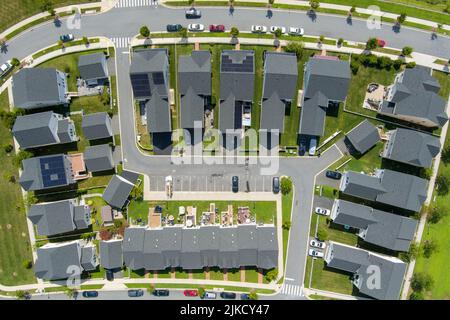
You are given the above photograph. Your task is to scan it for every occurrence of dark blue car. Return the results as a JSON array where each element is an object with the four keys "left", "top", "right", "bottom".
[
  {"left": 167, "top": 24, "right": 182, "bottom": 32},
  {"left": 82, "top": 291, "right": 98, "bottom": 298}
]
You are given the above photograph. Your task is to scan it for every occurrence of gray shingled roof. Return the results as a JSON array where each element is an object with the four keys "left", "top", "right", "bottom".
[
  {"left": 219, "top": 92, "right": 239, "bottom": 131},
  {"left": 102, "top": 175, "right": 135, "bottom": 209},
  {"left": 83, "top": 144, "right": 114, "bottom": 172},
  {"left": 237, "top": 224, "right": 258, "bottom": 266},
  {"left": 100, "top": 240, "right": 123, "bottom": 270},
  {"left": 260, "top": 92, "right": 285, "bottom": 132},
  {"left": 299, "top": 91, "right": 329, "bottom": 136},
  {"left": 12, "top": 68, "right": 64, "bottom": 109},
  {"left": 218, "top": 227, "right": 239, "bottom": 269},
  {"left": 263, "top": 52, "right": 298, "bottom": 100},
  {"left": 341, "top": 170, "right": 428, "bottom": 212},
  {"left": 325, "top": 241, "right": 406, "bottom": 300},
  {"left": 383, "top": 128, "right": 441, "bottom": 168},
  {"left": 74, "top": 205, "right": 91, "bottom": 230},
  {"left": 198, "top": 226, "right": 220, "bottom": 267},
  {"left": 257, "top": 226, "right": 278, "bottom": 270},
  {"left": 332, "top": 199, "right": 378, "bottom": 229},
  {"left": 146, "top": 92, "right": 172, "bottom": 133},
  {"left": 123, "top": 227, "right": 145, "bottom": 270},
  {"left": 181, "top": 228, "right": 202, "bottom": 270},
  {"left": 12, "top": 111, "right": 59, "bottom": 149},
  {"left": 143, "top": 228, "right": 166, "bottom": 270},
  {"left": 34, "top": 242, "right": 82, "bottom": 280},
  {"left": 57, "top": 119, "right": 73, "bottom": 144},
  {"left": 81, "top": 246, "right": 98, "bottom": 271},
  {"left": 130, "top": 48, "right": 168, "bottom": 74},
  {"left": 381, "top": 66, "right": 448, "bottom": 127},
  {"left": 82, "top": 112, "right": 113, "bottom": 140},
  {"left": 180, "top": 86, "right": 205, "bottom": 129},
  {"left": 346, "top": 120, "right": 381, "bottom": 154},
  {"left": 78, "top": 53, "right": 108, "bottom": 80},
  {"left": 179, "top": 51, "right": 211, "bottom": 96},
  {"left": 220, "top": 50, "right": 255, "bottom": 101},
  {"left": 161, "top": 227, "right": 182, "bottom": 267},
  {"left": 28, "top": 200, "right": 77, "bottom": 236}
]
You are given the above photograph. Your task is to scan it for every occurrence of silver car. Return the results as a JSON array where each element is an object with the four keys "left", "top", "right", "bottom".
[
  {"left": 315, "top": 207, "right": 330, "bottom": 216},
  {"left": 309, "top": 249, "right": 324, "bottom": 258},
  {"left": 251, "top": 25, "right": 267, "bottom": 33},
  {"left": 288, "top": 27, "right": 304, "bottom": 36},
  {"left": 310, "top": 239, "right": 326, "bottom": 249}
]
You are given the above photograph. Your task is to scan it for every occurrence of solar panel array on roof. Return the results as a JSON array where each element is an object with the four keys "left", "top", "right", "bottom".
[
  {"left": 40, "top": 156, "right": 68, "bottom": 188},
  {"left": 130, "top": 74, "right": 151, "bottom": 97},
  {"left": 221, "top": 54, "right": 254, "bottom": 73}
]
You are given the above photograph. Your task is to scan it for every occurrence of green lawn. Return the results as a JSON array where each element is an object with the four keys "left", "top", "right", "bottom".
[
  {"left": 282, "top": 189, "right": 293, "bottom": 269},
  {"left": 0, "top": 89, "right": 35, "bottom": 286},
  {"left": 339, "top": 141, "right": 384, "bottom": 174},
  {"left": 310, "top": 258, "right": 354, "bottom": 295},
  {"left": 316, "top": 215, "right": 359, "bottom": 246}
]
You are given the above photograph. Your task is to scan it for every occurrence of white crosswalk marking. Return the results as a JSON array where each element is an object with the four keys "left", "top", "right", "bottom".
[
  {"left": 111, "top": 37, "right": 131, "bottom": 48},
  {"left": 280, "top": 284, "right": 303, "bottom": 297},
  {"left": 115, "top": 0, "right": 158, "bottom": 8}
]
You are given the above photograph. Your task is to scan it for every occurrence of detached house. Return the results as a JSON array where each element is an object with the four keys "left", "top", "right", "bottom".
[
  {"left": 219, "top": 50, "right": 255, "bottom": 150},
  {"left": 330, "top": 199, "right": 418, "bottom": 251},
  {"left": 179, "top": 51, "right": 211, "bottom": 146},
  {"left": 82, "top": 112, "right": 113, "bottom": 141},
  {"left": 12, "top": 68, "right": 69, "bottom": 110},
  {"left": 260, "top": 52, "right": 298, "bottom": 150},
  {"left": 345, "top": 120, "right": 381, "bottom": 155},
  {"left": 382, "top": 127, "right": 441, "bottom": 168},
  {"left": 78, "top": 52, "right": 109, "bottom": 86},
  {"left": 12, "top": 111, "right": 77, "bottom": 149},
  {"left": 380, "top": 66, "right": 448, "bottom": 128},
  {"left": 340, "top": 169, "right": 428, "bottom": 212},
  {"left": 100, "top": 239, "right": 123, "bottom": 270},
  {"left": 28, "top": 199, "right": 91, "bottom": 237},
  {"left": 102, "top": 174, "right": 136, "bottom": 209}
]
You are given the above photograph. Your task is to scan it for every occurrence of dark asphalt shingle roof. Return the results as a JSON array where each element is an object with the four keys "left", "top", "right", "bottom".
[
  {"left": 100, "top": 240, "right": 123, "bottom": 270},
  {"left": 146, "top": 92, "right": 172, "bottom": 133},
  {"left": 123, "top": 227, "right": 145, "bottom": 270},
  {"left": 260, "top": 92, "right": 285, "bottom": 132},
  {"left": 28, "top": 200, "right": 77, "bottom": 236},
  {"left": 82, "top": 112, "right": 113, "bottom": 140},
  {"left": 346, "top": 120, "right": 381, "bottom": 154},
  {"left": 263, "top": 52, "right": 298, "bottom": 100},
  {"left": 220, "top": 50, "right": 255, "bottom": 101},
  {"left": 83, "top": 144, "right": 114, "bottom": 172},
  {"left": 102, "top": 175, "right": 135, "bottom": 209},
  {"left": 12, "top": 111, "right": 59, "bottom": 148},
  {"left": 332, "top": 199, "right": 378, "bottom": 229},
  {"left": 179, "top": 50, "right": 211, "bottom": 96},
  {"left": 180, "top": 86, "right": 205, "bottom": 129},
  {"left": 298, "top": 91, "right": 328, "bottom": 136},
  {"left": 78, "top": 53, "right": 108, "bottom": 80}
]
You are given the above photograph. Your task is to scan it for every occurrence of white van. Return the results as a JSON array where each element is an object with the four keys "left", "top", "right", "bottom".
[
  {"left": 204, "top": 292, "right": 217, "bottom": 299},
  {"left": 309, "top": 138, "right": 317, "bottom": 156}
]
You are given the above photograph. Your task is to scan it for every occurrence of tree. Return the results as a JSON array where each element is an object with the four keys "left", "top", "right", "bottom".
[
  {"left": 188, "top": 0, "right": 195, "bottom": 7},
  {"left": 140, "top": 26, "right": 150, "bottom": 38},
  {"left": 282, "top": 220, "right": 291, "bottom": 231},
  {"left": 40, "top": 0, "right": 54, "bottom": 12},
  {"left": 309, "top": 0, "right": 320, "bottom": 12},
  {"left": 397, "top": 13, "right": 407, "bottom": 24},
  {"left": 274, "top": 28, "right": 282, "bottom": 39},
  {"left": 179, "top": 27, "right": 188, "bottom": 39},
  {"left": 441, "top": 145, "right": 450, "bottom": 163},
  {"left": 11, "top": 57, "right": 20, "bottom": 67},
  {"left": 248, "top": 291, "right": 258, "bottom": 300},
  {"left": 411, "top": 272, "right": 433, "bottom": 292},
  {"left": 280, "top": 177, "right": 292, "bottom": 195},
  {"left": 435, "top": 174, "right": 449, "bottom": 196},
  {"left": 230, "top": 26, "right": 239, "bottom": 38},
  {"left": 318, "top": 35, "right": 325, "bottom": 43},
  {"left": 3, "top": 144, "right": 13, "bottom": 153},
  {"left": 316, "top": 227, "right": 328, "bottom": 241},
  {"left": 198, "top": 287, "right": 205, "bottom": 298},
  {"left": 15, "top": 290, "right": 29, "bottom": 300},
  {"left": 405, "top": 61, "right": 416, "bottom": 68},
  {"left": 401, "top": 46, "right": 413, "bottom": 56},
  {"left": 284, "top": 41, "right": 304, "bottom": 58},
  {"left": 82, "top": 36, "right": 89, "bottom": 46},
  {"left": 422, "top": 239, "right": 438, "bottom": 258},
  {"left": 22, "top": 260, "right": 32, "bottom": 269},
  {"left": 337, "top": 38, "right": 344, "bottom": 46},
  {"left": 65, "top": 287, "right": 78, "bottom": 299},
  {"left": 264, "top": 268, "right": 278, "bottom": 282},
  {"left": 350, "top": 60, "right": 359, "bottom": 75},
  {"left": 13, "top": 150, "right": 33, "bottom": 168},
  {"left": 48, "top": 8, "right": 56, "bottom": 16},
  {"left": 393, "top": 59, "right": 403, "bottom": 70},
  {"left": 399, "top": 243, "right": 419, "bottom": 263},
  {"left": 427, "top": 205, "right": 448, "bottom": 224},
  {"left": 350, "top": 5, "right": 356, "bottom": 13},
  {"left": 409, "top": 291, "right": 424, "bottom": 300},
  {"left": 365, "top": 37, "right": 378, "bottom": 50}
]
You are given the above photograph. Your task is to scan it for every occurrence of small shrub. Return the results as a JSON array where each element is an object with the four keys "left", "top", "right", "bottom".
[
  {"left": 316, "top": 227, "right": 328, "bottom": 242},
  {"left": 405, "top": 61, "right": 416, "bottom": 68},
  {"left": 411, "top": 272, "right": 433, "bottom": 292},
  {"left": 280, "top": 177, "right": 293, "bottom": 195},
  {"left": 3, "top": 144, "right": 13, "bottom": 153},
  {"left": 402, "top": 46, "right": 413, "bottom": 56},
  {"left": 393, "top": 59, "right": 403, "bottom": 70},
  {"left": 422, "top": 239, "right": 438, "bottom": 258},
  {"left": 350, "top": 61, "right": 359, "bottom": 75}
]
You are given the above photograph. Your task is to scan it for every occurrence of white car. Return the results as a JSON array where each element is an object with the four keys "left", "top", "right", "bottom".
[
  {"left": 0, "top": 60, "right": 13, "bottom": 78},
  {"left": 270, "top": 26, "right": 286, "bottom": 34},
  {"left": 310, "top": 239, "right": 326, "bottom": 249},
  {"left": 188, "top": 23, "right": 205, "bottom": 32},
  {"left": 309, "top": 138, "right": 317, "bottom": 156},
  {"left": 289, "top": 27, "right": 304, "bottom": 36},
  {"left": 309, "top": 249, "right": 324, "bottom": 258},
  {"left": 315, "top": 207, "right": 331, "bottom": 216},
  {"left": 251, "top": 25, "right": 267, "bottom": 33}
]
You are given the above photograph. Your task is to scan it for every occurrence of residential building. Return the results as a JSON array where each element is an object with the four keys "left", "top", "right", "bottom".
[
  {"left": 324, "top": 241, "right": 407, "bottom": 300},
  {"left": 145, "top": 91, "right": 172, "bottom": 154},
  {"left": 345, "top": 119, "right": 381, "bottom": 154},
  {"left": 382, "top": 127, "right": 441, "bottom": 168},
  {"left": 179, "top": 51, "right": 211, "bottom": 145},
  {"left": 28, "top": 199, "right": 91, "bottom": 237},
  {"left": 100, "top": 239, "right": 123, "bottom": 270},
  {"left": 34, "top": 241, "right": 98, "bottom": 280},
  {"left": 330, "top": 199, "right": 418, "bottom": 251},
  {"left": 78, "top": 52, "right": 109, "bottom": 86},
  {"left": 11, "top": 68, "right": 69, "bottom": 110},
  {"left": 82, "top": 112, "right": 113, "bottom": 141},
  {"left": 12, "top": 111, "right": 77, "bottom": 149},
  {"left": 339, "top": 169, "right": 428, "bottom": 212},
  {"left": 19, "top": 154, "right": 75, "bottom": 191},
  {"left": 83, "top": 144, "right": 115, "bottom": 173},
  {"left": 260, "top": 52, "right": 298, "bottom": 149},
  {"left": 219, "top": 50, "right": 255, "bottom": 150},
  {"left": 299, "top": 56, "right": 351, "bottom": 138},
  {"left": 380, "top": 66, "right": 448, "bottom": 128},
  {"left": 102, "top": 174, "right": 136, "bottom": 209}
]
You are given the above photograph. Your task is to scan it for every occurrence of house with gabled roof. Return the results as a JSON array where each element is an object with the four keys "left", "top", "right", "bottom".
[
  {"left": 12, "top": 111, "right": 77, "bottom": 149},
  {"left": 382, "top": 128, "right": 441, "bottom": 168},
  {"left": 345, "top": 119, "right": 381, "bottom": 154},
  {"left": 28, "top": 199, "right": 91, "bottom": 237},
  {"left": 100, "top": 239, "right": 123, "bottom": 270},
  {"left": 102, "top": 174, "right": 136, "bottom": 209},
  {"left": 82, "top": 112, "right": 113, "bottom": 141},
  {"left": 78, "top": 52, "right": 109, "bottom": 86},
  {"left": 11, "top": 68, "right": 69, "bottom": 110},
  {"left": 83, "top": 144, "right": 115, "bottom": 173},
  {"left": 331, "top": 199, "right": 418, "bottom": 251},
  {"left": 380, "top": 66, "right": 448, "bottom": 128},
  {"left": 339, "top": 169, "right": 428, "bottom": 212},
  {"left": 324, "top": 241, "right": 407, "bottom": 300}
]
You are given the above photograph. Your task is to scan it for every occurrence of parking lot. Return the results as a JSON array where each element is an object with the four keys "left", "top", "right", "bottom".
[{"left": 148, "top": 174, "right": 277, "bottom": 192}]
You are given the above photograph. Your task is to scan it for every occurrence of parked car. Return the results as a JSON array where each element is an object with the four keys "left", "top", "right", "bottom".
[
  {"left": 299, "top": 136, "right": 307, "bottom": 155},
  {"left": 0, "top": 60, "right": 13, "bottom": 78},
  {"left": 184, "top": 290, "right": 198, "bottom": 297},
  {"left": 185, "top": 8, "right": 201, "bottom": 18},
  {"left": 251, "top": 25, "right": 267, "bottom": 33},
  {"left": 167, "top": 24, "right": 182, "bottom": 32},
  {"left": 152, "top": 289, "right": 170, "bottom": 297},
  {"left": 82, "top": 291, "right": 98, "bottom": 298},
  {"left": 310, "top": 239, "right": 326, "bottom": 249},
  {"left": 325, "top": 170, "right": 342, "bottom": 180},
  {"left": 127, "top": 289, "right": 144, "bottom": 297},
  {"left": 377, "top": 39, "right": 386, "bottom": 47},
  {"left": 60, "top": 34, "right": 74, "bottom": 42},
  {"left": 105, "top": 269, "right": 114, "bottom": 281},
  {"left": 315, "top": 207, "right": 331, "bottom": 216},
  {"left": 232, "top": 176, "right": 239, "bottom": 193},
  {"left": 209, "top": 24, "right": 225, "bottom": 32},
  {"left": 188, "top": 23, "right": 205, "bottom": 32},
  {"left": 272, "top": 176, "right": 280, "bottom": 194},
  {"left": 309, "top": 249, "right": 324, "bottom": 258},
  {"left": 309, "top": 138, "right": 317, "bottom": 156},
  {"left": 203, "top": 291, "right": 217, "bottom": 299},
  {"left": 288, "top": 27, "right": 304, "bottom": 36},
  {"left": 270, "top": 26, "right": 286, "bottom": 34},
  {"left": 220, "top": 292, "right": 236, "bottom": 299}
]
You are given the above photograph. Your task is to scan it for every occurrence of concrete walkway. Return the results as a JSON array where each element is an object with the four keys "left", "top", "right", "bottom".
[{"left": 303, "top": 288, "right": 372, "bottom": 300}]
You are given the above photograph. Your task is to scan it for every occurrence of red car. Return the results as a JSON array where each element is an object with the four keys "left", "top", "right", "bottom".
[
  {"left": 377, "top": 39, "right": 386, "bottom": 47},
  {"left": 184, "top": 290, "right": 198, "bottom": 297},
  {"left": 209, "top": 24, "right": 225, "bottom": 32}
]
